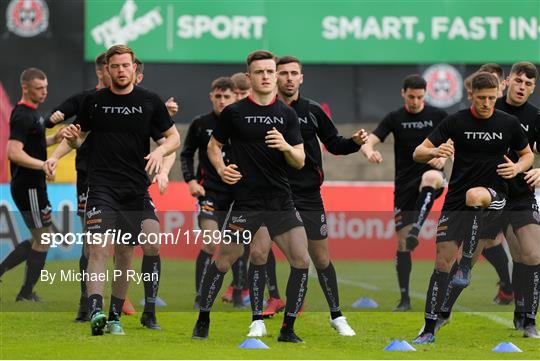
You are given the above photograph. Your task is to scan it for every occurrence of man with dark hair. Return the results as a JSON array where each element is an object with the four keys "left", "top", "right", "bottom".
[
  {"left": 244, "top": 55, "right": 367, "bottom": 337},
  {"left": 361, "top": 74, "right": 448, "bottom": 312},
  {"left": 192, "top": 50, "right": 310, "bottom": 343},
  {"left": 439, "top": 62, "right": 540, "bottom": 338},
  {"left": 412, "top": 71, "right": 533, "bottom": 344},
  {"left": 180, "top": 77, "right": 238, "bottom": 308},
  {"left": 61, "top": 44, "right": 180, "bottom": 336},
  {"left": 2, "top": 67, "right": 64, "bottom": 300}
]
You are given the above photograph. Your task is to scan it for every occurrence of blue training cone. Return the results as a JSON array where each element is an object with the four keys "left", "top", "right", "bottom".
[
  {"left": 139, "top": 296, "right": 167, "bottom": 307},
  {"left": 492, "top": 342, "right": 522, "bottom": 352},
  {"left": 352, "top": 297, "right": 378, "bottom": 308},
  {"left": 238, "top": 338, "right": 270, "bottom": 349},
  {"left": 384, "top": 339, "right": 416, "bottom": 351}
]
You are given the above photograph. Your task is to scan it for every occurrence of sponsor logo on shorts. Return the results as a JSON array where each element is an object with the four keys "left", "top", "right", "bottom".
[
  {"left": 320, "top": 224, "right": 328, "bottom": 237},
  {"left": 438, "top": 214, "right": 449, "bottom": 226},
  {"left": 321, "top": 214, "right": 325, "bottom": 223},
  {"left": 231, "top": 215, "right": 246, "bottom": 224},
  {"left": 7, "top": 0, "right": 49, "bottom": 38},
  {"left": 87, "top": 207, "right": 102, "bottom": 219},
  {"left": 229, "top": 224, "right": 244, "bottom": 232},
  {"left": 295, "top": 210, "right": 303, "bottom": 223},
  {"left": 423, "top": 64, "right": 463, "bottom": 108},
  {"left": 87, "top": 218, "right": 103, "bottom": 225}
]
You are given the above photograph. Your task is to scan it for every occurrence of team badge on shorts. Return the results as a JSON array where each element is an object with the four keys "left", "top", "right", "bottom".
[
  {"left": 533, "top": 211, "right": 540, "bottom": 223},
  {"left": 320, "top": 224, "right": 328, "bottom": 237},
  {"left": 6, "top": 0, "right": 49, "bottom": 37},
  {"left": 295, "top": 210, "right": 303, "bottom": 223}
]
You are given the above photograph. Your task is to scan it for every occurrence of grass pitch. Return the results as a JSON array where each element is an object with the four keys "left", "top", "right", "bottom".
[{"left": 1, "top": 258, "right": 538, "bottom": 359}]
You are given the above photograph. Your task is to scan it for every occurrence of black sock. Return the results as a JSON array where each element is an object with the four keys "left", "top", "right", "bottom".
[
  {"left": 88, "top": 294, "right": 103, "bottom": 316},
  {"left": 142, "top": 255, "right": 161, "bottom": 314},
  {"left": 231, "top": 259, "right": 241, "bottom": 289},
  {"left": 79, "top": 251, "right": 88, "bottom": 298},
  {"left": 441, "top": 282, "right": 465, "bottom": 316},
  {"left": 409, "top": 186, "right": 436, "bottom": 238},
  {"left": 0, "top": 240, "right": 31, "bottom": 277},
  {"left": 423, "top": 270, "right": 450, "bottom": 334},
  {"left": 513, "top": 262, "right": 525, "bottom": 315},
  {"left": 282, "top": 267, "right": 308, "bottom": 331},
  {"left": 460, "top": 207, "right": 484, "bottom": 268},
  {"left": 19, "top": 249, "right": 47, "bottom": 296},
  {"left": 523, "top": 263, "right": 540, "bottom": 327},
  {"left": 108, "top": 295, "right": 124, "bottom": 321},
  {"left": 482, "top": 244, "right": 511, "bottom": 292},
  {"left": 316, "top": 262, "right": 342, "bottom": 319},
  {"left": 266, "top": 249, "right": 280, "bottom": 299},
  {"left": 249, "top": 263, "right": 266, "bottom": 321},
  {"left": 195, "top": 250, "right": 212, "bottom": 296},
  {"left": 199, "top": 262, "right": 226, "bottom": 312},
  {"left": 241, "top": 246, "right": 249, "bottom": 290},
  {"left": 396, "top": 251, "right": 412, "bottom": 300}
]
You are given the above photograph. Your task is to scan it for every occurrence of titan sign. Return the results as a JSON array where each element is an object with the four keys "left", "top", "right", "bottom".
[{"left": 85, "top": 0, "right": 540, "bottom": 63}]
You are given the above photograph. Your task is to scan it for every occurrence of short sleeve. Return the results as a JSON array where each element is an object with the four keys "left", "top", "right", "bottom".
[
  {"left": 428, "top": 116, "right": 452, "bottom": 147},
  {"left": 372, "top": 113, "right": 394, "bottom": 142},
  {"left": 284, "top": 107, "right": 303, "bottom": 146},
  {"left": 150, "top": 93, "right": 174, "bottom": 133},
  {"left": 9, "top": 111, "right": 32, "bottom": 143},
  {"left": 213, "top": 105, "right": 233, "bottom": 144},
  {"left": 510, "top": 116, "right": 529, "bottom": 151}
]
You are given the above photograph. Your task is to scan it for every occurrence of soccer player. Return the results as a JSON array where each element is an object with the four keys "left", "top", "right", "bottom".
[
  {"left": 44, "top": 52, "right": 110, "bottom": 321},
  {"left": 245, "top": 55, "right": 367, "bottom": 337},
  {"left": 361, "top": 75, "right": 448, "bottom": 311},
  {"left": 192, "top": 50, "right": 310, "bottom": 343},
  {"left": 438, "top": 62, "right": 540, "bottom": 338},
  {"left": 180, "top": 77, "right": 237, "bottom": 308},
  {"left": 231, "top": 72, "right": 251, "bottom": 100},
  {"left": 2, "top": 68, "right": 63, "bottom": 300},
  {"left": 61, "top": 45, "right": 180, "bottom": 336},
  {"left": 412, "top": 72, "right": 533, "bottom": 344}
]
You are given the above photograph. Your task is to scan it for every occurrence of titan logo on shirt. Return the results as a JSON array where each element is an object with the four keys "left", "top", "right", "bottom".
[
  {"left": 521, "top": 124, "right": 529, "bottom": 132},
  {"left": 464, "top": 131, "right": 503, "bottom": 141},
  {"left": 401, "top": 120, "right": 433, "bottom": 129},
  {"left": 244, "top": 116, "right": 284, "bottom": 124},
  {"left": 101, "top": 106, "right": 143, "bottom": 115}
]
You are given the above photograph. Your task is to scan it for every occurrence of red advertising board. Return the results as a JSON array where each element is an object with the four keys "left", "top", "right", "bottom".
[{"left": 143, "top": 182, "right": 446, "bottom": 261}]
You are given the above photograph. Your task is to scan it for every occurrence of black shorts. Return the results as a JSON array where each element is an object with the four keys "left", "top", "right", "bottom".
[
  {"left": 85, "top": 186, "right": 143, "bottom": 245},
  {"left": 76, "top": 171, "right": 88, "bottom": 218},
  {"left": 197, "top": 189, "right": 234, "bottom": 229},
  {"left": 10, "top": 184, "right": 52, "bottom": 229},
  {"left": 142, "top": 192, "right": 159, "bottom": 222},
  {"left": 436, "top": 187, "right": 505, "bottom": 244},
  {"left": 394, "top": 176, "right": 445, "bottom": 231},
  {"left": 501, "top": 192, "right": 540, "bottom": 232},
  {"left": 226, "top": 193, "right": 304, "bottom": 240},
  {"left": 293, "top": 191, "right": 327, "bottom": 241}
]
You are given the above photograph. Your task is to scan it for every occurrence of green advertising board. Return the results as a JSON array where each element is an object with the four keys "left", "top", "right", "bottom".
[{"left": 85, "top": 0, "right": 540, "bottom": 64}]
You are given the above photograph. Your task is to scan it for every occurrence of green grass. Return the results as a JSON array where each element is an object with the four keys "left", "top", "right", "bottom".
[{"left": 1, "top": 259, "right": 538, "bottom": 359}]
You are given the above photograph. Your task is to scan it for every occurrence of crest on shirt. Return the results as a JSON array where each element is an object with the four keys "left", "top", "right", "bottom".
[
  {"left": 6, "top": 0, "right": 49, "bottom": 38},
  {"left": 423, "top": 64, "right": 463, "bottom": 108}
]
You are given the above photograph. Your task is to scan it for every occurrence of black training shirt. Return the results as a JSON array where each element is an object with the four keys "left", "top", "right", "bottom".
[
  {"left": 75, "top": 86, "right": 174, "bottom": 195},
  {"left": 428, "top": 108, "right": 528, "bottom": 209},
  {"left": 212, "top": 96, "right": 303, "bottom": 200},
  {"left": 495, "top": 98, "right": 540, "bottom": 197},
  {"left": 9, "top": 102, "right": 47, "bottom": 188},
  {"left": 180, "top": 111, "right": 231, "bottom": 194},
  {"left": 288, "top": 97, "right": 360, "bottom": 193},
  {"left": 373, "top": 105, "right": 447, "bottom": 186}
]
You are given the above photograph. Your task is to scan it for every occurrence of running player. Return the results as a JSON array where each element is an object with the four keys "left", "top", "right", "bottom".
[
  {"left": 192, "top": 50, "right": 310, "bottom": 343},
  {"left": 412, "top": 72, "right": 533, "bottom": 344},
  {"left": 180, "top": 77, "right": 237, "bottom": 308},
  {"left": 61, "top": 45, "right": 180, "bottom": 336},
  {"left": 437, "top": 62, "right": 540, "bottom": 338},
  {"left": 2, "top": 68, "right": 63, "bottom": 300},
  {"left": 245, "top": 55, "right": 367, "bottom": 337},
  {"left": 361, "top": 75, "right": 448, "bottom": 311}
]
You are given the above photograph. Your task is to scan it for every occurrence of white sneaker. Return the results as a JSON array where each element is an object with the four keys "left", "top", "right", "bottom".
[
  {"left": 247, "top": 320, "right": 267, "bottom": 337},
  {"left": 330, "top": 316, "right": 356, "bottom": 336}
]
